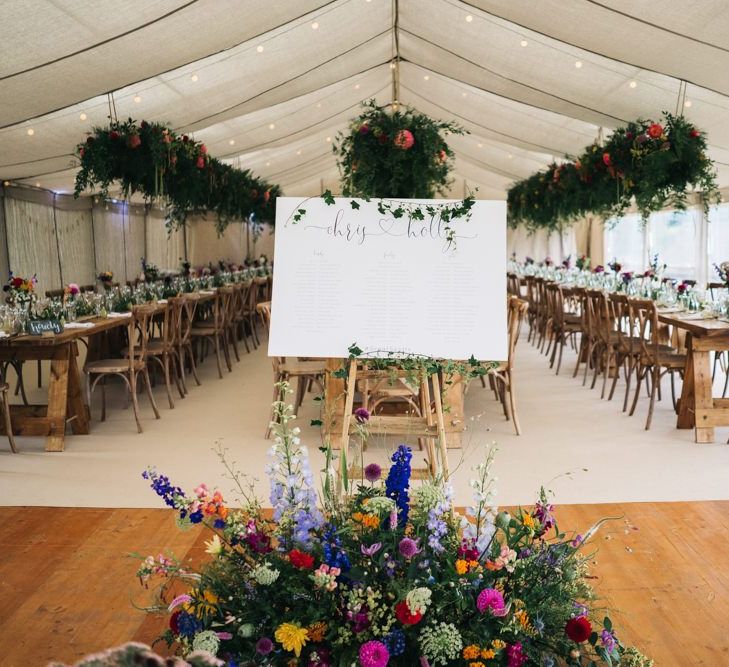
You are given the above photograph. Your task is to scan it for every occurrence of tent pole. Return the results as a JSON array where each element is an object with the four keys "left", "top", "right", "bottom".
[{"left": 391, "top": 0, "right": 400, "bottom": 105}]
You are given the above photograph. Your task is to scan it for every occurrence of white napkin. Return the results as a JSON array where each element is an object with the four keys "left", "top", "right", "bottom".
[
  {"left": 198, "top": 290, "right": 215, "bottom": 295},
  {"left": 158, "top": 299, "right": 168, "bottom": 304},
  {"left": 108, "top": 311, "right": 132, "bottom": 318},
  {"left": 0, "top": 331, "right": 9, "bottom": 338},
  {"left": 64, "top": 321, "right": 95, "bottom": 329}
]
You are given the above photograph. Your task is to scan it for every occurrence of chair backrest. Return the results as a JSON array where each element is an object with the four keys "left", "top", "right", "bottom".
[
  {"left": 216, "top": 286, "right": 236, "bottom": 328},
  {"left": 130, "top": 304, "right": 158, "bottom": 368},
  {"left": 585, "top": 289, "right": 611, "bottom": 344},
  {"left": 608, "top": 292, "right": 632, "bottom": 353},
  {"left": 507, "top": 273, "right": 521, "bottom": 297},
  {"left": 169, "top": 295, "right": 197, "bottom": 346},
  {"left": 506, "top": 296, "right": 528, "bottom": 368},
  {"left": 236, "top": 280, "right": 253, "bottom": 319},
  {"left": 627, "top": 298, "right": 659, "bottom": 362},
  {"left": 544, "top": 283, "right": 564, "bottom": 329}
]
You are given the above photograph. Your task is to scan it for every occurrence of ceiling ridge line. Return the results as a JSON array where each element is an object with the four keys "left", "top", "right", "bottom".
[
  {"left": 454, "top": 0, "right": 729, "bottom": 99},
  {"left": 213, "top": 83, "right": 390, "bottom": 158},
  {"left": 399, "top": 84, "right": 568, "bottom": 155},
  {"left": 0, "top": 0, "right": 341, "bottom": 130},
  {"left": 0, "top": 0, "right": 200, "bottom": 81},
  {"left": 177, "top": 29, "right": 392, "bottom": 131},
  {"left": 399, "top": 27, "right": 625, "bottom": 124}
]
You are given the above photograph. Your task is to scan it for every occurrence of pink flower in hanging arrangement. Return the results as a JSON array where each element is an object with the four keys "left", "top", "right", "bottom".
[
  {"left": 438, "top": 149, "right": 447, "bottom": 162},
  {"left": 263, "top": 190, "right": 271, "bottom": 202},
  {"left": 647, "top": 123, "right": 664, "bottom": 139},
  {"left": 109, "top": 130, "right": 120, "bottom": 140},
  {"left": 78, "top": 147, "right": 85, "bottom": 158},
  {"left": 127, "top": 133, "right": 141, "bottom": 149},
  {"left": 690, "top": 128, "right": 700, "bottom": 138},
  {"left": 359, "top": 124, "right": 370, "bottom": 135},
  {"left": 199, "top": 144, "right": 208, "bottom": 155},
  {"left": 602, "top": 152, "right": 611, "bottom": 167},
  {"left": 196, "top": 155, "right": 205, "bottom": 169},
  {"left": 394, "top": 129, "right": 415, "bottom": 150}
]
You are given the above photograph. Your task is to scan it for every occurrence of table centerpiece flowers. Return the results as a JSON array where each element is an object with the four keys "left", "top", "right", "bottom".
[
  {"left": 3, "top": 272, "right": 37, "bottom": 309},
  {"left": 137, "top": 384, "right": 651, "bottom": 667}
]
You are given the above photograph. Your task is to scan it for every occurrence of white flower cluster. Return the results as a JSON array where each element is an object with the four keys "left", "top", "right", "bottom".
[
  {"left": 191, "top": 630, "right": 220, "bottom": 654},
  {"left": 418, "top": 622, "right": 463, "bottom": 665},
  {"left": 365, "top": 495, "right": 396, "bottom": 515},
  {"left": 462, "top": 444, "right": 498, "bottom": 554},
  {"left": 406, "top": 586, "right": 432, "bottom": 615},
  {"left": 252, "top": 562, "right": 280, "bottom": 586}
]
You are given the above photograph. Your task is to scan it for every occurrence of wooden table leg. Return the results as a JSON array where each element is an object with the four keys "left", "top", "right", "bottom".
[
  {"left": 66, "top": 342, "right": 90, "bottom": 436},
  {"left": 442, "top": 373, "right": 464, "bottom": 449},
  {"left": 45, "top": 344, "right": 71, "bottom": 452},
  {"left": 324, "top": 357, "right": 345, "bottom": 450},
  {"left": 676, "top": 336, "right": 695, "bottom": 430},
  {"left": 692, "top": 348, "right": 715, "bottom": 444}
]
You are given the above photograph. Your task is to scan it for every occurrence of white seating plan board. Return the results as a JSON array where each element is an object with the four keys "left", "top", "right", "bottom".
[{"left": 269, "top": 197, "right": 507, "bottom": 361}]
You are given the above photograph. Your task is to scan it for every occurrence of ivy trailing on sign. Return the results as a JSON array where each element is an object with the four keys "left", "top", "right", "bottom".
[
  {"left": 507, "top": 112, "right": 720, "bottom": 231},
  {"left": 74, "top": 118, "right": 281, "bottom": 233}
]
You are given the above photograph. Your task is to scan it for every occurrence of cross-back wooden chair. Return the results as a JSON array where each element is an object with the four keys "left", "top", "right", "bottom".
[
  {"left": 84, "top": 304, "right": 161, "bottom": 433},
  {"left": 507, "top": 273, "right": 521, "bottom": 297},
  {"left": 191, "top": 287, "right": 235, "bottom": 379},
  {"left": 257, "top": 303, "right": 326, "bottom": 438},
  {"left": 544, "top": 284, "right": 581, "bottom": 375},
  {"left": 627, "top": 298, "right": 686, "bottom": 430},
  {"left": 484, "top": 296, "right": 528, "bottom": 435},
  {"left": 169, "top": 295, "right": 201, "bottom": 393}
]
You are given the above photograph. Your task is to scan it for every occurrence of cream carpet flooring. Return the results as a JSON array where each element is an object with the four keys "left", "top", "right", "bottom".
[{"left": 1, "top": 335, "right": 728, "bottom": 508}]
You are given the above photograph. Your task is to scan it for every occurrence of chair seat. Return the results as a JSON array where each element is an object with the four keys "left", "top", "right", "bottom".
[
  {"left": 122, "top": 340, "right": 172, "bottom": 356},
  {"left": 191, "top": 324, "right": 221, "bottom": 336},
  {"left": 85, "top": 358, "right": 145, "bottom": 373},
  {"left": 279, "top": 359, "right": 327, "bottom": 376},
  {"left": 656, "top": 352, "right": 687, "bottom": 368}
]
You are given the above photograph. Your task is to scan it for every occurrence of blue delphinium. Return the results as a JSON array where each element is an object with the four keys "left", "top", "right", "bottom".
[
  {"left": 385, "top": 445, "right": 412, "bottom": 526},
  {"left": 176, "top": 610, "right": 202, "bottom": 638},
  {"left": 322, "top": 523, "right": 351, "bottom": 572},
  {"left": 383, "top": 629, "right": 406, "bottom": 656},
  {"left": 142, "top": 468, "right": 188, "bottom": 516}
]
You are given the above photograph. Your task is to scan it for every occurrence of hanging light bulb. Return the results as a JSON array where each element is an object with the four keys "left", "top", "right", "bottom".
[
  {"left": 629, "top": 80, "right": 637, "bottom": 88},
  {"left": 79, "top": 112, "right": 87, "bottom": 121},
  {"left": 575, "top": 60, "right": 583, "bottom": 68},
  {"left": 268, "top": 123, "right": 275, "bottom": 130},
  {"left": 465, "top": 14, "right": 473, "bottom": 22},
  {"left": 520, "top": 39, "right": 528, "bottom": 47},
  {"left": 26, "top": 128, "right": 34, "bottom": 136},
  {"left": 423, "top": 74, "right": 430, "bottom": 81},
  {"left": 256, "top": 45, "right": 264, "bottom": 53},
  {"left": 229, "top": 139, "right": 235, "bottom": 145},
  {"left": 684, "top": 99, "right": 693, "bottom": 108},
  {"left": 133, "top": 94, "right": 142, "bottom": 103},
  {"left": 191, "top": 73, "right": 199, "bottom": 82},
  {"left": 311, "top": 21, "right": 319, "bottom": 29}
]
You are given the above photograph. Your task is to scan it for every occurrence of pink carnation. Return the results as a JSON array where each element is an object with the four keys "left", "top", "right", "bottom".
[
  {"left": 359, "top": 640, "right": 389, "bottom": 667},
  {"left": 476, "top": 587, "right": 507, "bottom": 616},
  {"left": 393, "top": 129, "right": 415, "bottom": 150}
]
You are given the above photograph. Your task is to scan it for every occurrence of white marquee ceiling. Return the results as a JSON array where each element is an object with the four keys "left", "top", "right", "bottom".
[{"left": 2, "top": 0, "right": 729, "bottom": 198}]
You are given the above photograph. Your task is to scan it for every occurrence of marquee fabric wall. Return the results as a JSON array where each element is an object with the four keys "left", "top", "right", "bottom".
[{"left": 0, "top": 186, "right": 274, "bottom": 297}]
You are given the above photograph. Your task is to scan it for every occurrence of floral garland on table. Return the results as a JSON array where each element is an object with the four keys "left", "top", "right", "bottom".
[
  {"left": 74, "top": 118, "right": 281, "bottom": 232},
  {"left": 508, "top": 112, "right": 720, "bottom": 231},
  {"left": 334, "top": 100, "right": 465, "bottom": 199},
  {"left": 134, "top": 383, "right": 651, "bottom": 667}
]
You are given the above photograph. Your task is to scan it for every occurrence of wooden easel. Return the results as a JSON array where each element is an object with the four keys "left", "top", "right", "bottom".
[{"left": 337, "top": 360, "right": 451, "bottom": 496}]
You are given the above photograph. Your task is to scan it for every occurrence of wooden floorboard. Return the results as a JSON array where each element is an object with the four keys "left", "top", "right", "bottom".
[{"left": 0, "top": 502, "right": 728, "bottom": 666}]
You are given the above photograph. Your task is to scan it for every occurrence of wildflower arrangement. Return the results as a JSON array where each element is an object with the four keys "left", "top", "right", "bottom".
[
  {"left": 141, "top": 257, "right": 161, "bottom": 283},
  {"left": 508, "top": 112, "right": 719, "bottom": 231},
  {"left": 334, "top": 100, "right": 465, "bottom": 199},
  {"left": 138, "top": 384, "right": 650, "bottom": 666},
  {"left": 3, "top": 272, "right": 37, "bottom": 306},
  {"left": 714, "top": 261, "right": 729, "bottom": 287}
]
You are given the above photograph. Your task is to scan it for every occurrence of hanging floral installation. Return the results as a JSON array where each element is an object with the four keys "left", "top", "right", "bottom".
[
  {"left": 74, "top": 118, "right": 281, "bottom": 232},
  {"left": 507, "top": 112, "right": 719, "bottom": 231},
  {"left": 334, "top": 100, "right": 465, "bottom": 199}
]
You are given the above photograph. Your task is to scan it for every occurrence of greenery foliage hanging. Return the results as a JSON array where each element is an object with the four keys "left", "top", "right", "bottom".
[
  {"left": 74, "top": 118, "right": 281, "bottom": 232},
  {"left": 334, "top": 100, "right": 465, "bottom": 198},
  {"left": 507, "top": 112, "right": 719, "bottom": 231}
]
